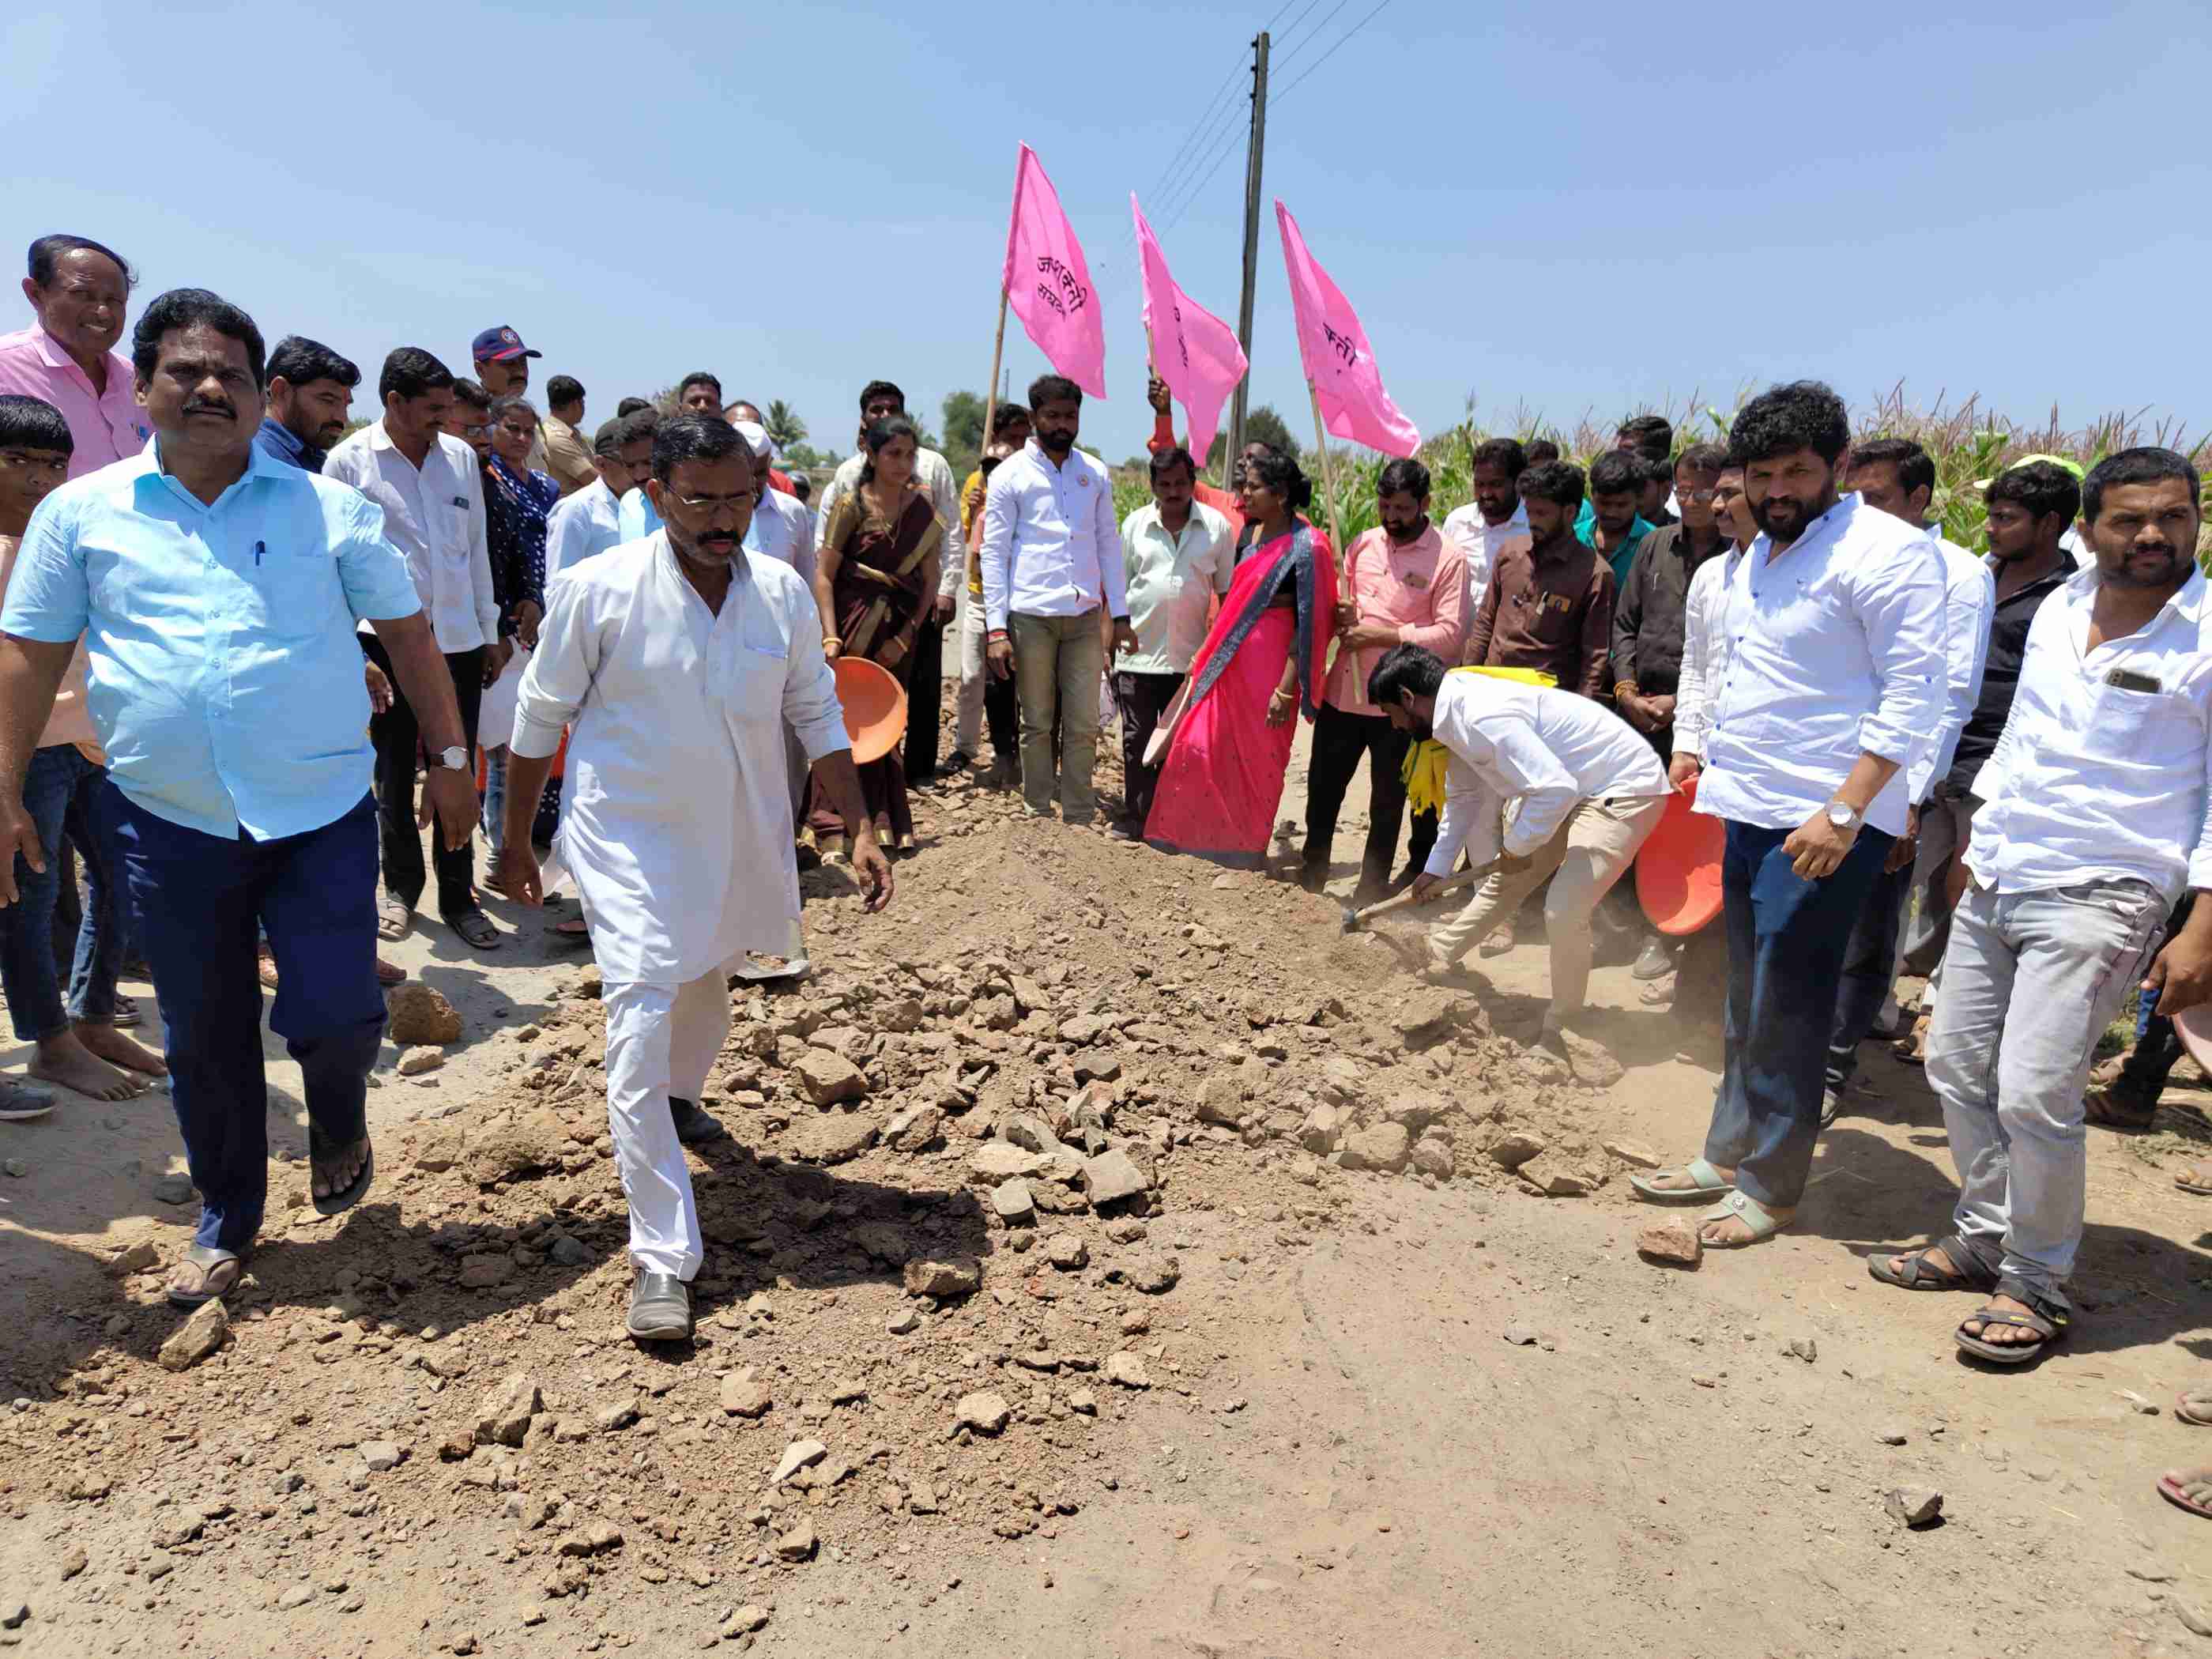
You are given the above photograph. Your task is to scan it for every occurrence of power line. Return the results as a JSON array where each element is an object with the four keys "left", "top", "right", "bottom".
[
  {"left": 1143, "top": 2, "right": 1300, "bottom": 210},
  {"left": 1269, "top": 0, "right": 1397, "bottom": 108},
  {"left": 1262, "top": 0, "right": 1334, "bottom": 66},
  {"left": 1154, "top": 111, "right": 1252, "bottom": 235}
]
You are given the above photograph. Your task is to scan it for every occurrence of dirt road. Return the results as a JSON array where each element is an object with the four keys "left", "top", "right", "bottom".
[{"left": 4, "top": 716, "right": 2211, "bottom": 1659}]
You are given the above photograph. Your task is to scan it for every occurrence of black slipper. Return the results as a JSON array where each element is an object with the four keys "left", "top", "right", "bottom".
[{"left": 311, "top": 1141, "right": 375, "bottom": 1216}]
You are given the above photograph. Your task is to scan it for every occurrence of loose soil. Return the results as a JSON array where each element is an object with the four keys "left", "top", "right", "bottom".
[{"left": 4, "top": 717, "right": 2212, "bottom": 1659}]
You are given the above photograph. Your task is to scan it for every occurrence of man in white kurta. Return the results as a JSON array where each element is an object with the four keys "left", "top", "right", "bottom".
[
  {"left": 496, "top": 417, "right": 891, "bottom": 1341},
  {"left": 733, "top": 420, "right": 820, "bottom": 828}
]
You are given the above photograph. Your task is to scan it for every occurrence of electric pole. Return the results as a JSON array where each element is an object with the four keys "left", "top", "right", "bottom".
[{"left": 1227, "top": 30, "right": 1268, "bottom": 470}]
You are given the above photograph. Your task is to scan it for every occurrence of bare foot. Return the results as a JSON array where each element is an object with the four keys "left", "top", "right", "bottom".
[
  {"left": 2177, "top": 1388, "right": 2212, "bottom": 1427},
  {"left": 75, "top": 1021, "right": 167, "bottom": 1078},
  {"left": 2161, "top": 1465, "right": 2212, "bottom": 1519},
  {"left": 1700, "top": 1204, "right": 1796, "bottom": 1246},
  {"left": 313, "top": 1136, "right": 371, "bottom": 1202},
  {"left": 1881, "top": 1241, "right": 1974, "bottom": 1286},
  {"left": 30, "top": 1031, "right": 150, "bottom": 1101},
  {"left": 1959, "top": 1293, "right": 2048, "bottom": 1352}
]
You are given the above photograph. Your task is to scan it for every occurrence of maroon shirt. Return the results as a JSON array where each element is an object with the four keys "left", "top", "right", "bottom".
[{"left": 1464, "top": 534, "right": 1616, "bottom": 699}]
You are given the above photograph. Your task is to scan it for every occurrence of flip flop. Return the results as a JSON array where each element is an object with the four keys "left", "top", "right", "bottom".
[
  {"left": 377, "top": 892, "right": 414, "bottom": 942},
  {"left": 1630, "top": 1157, "right": 1734, "bottom": 1205},
  {"left": 311, "top": 1140, "right": 375, "bottom": 1217},
  {"left": 2176, "top": 1393, "right": 2212, "bottom": 1427},
  {"left": 112, "top": 994, "right": 141, "bottom": 1029},
  {"left": 2159, "top": 1470, "right": 2212, "bottom": 1519},
  {"left": 2176, "top": 1165, "right": 2212, "bottom": 1196},
  {"left": 166, "top": 1244, "right": 244, "bottom": 1309},
  {"left": 1697, "top": 1190, "right": 1792, "bottom": 1249},
  {"left": 1867, "top": 1234, "right": 1999, "bottom": 1293},
  {"left": 446, "top": 908, "right": 503, "bottom": 950}
]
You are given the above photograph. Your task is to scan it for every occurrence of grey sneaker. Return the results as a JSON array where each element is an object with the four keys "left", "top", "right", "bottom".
[
  {"left": 0, "top": 1076, "right": 58, "bottom": 1122},
  {"left": 627, "top": 1270, "right": 692, "bottom": 1341}
]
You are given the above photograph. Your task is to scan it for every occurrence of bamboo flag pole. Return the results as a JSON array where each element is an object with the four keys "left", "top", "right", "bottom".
[
  {"left": 1306, "top": 379, "right": 1347, "bottom": 573},
  {"left": 979, "top": 285, "right": 1009, "bottom": 485}
]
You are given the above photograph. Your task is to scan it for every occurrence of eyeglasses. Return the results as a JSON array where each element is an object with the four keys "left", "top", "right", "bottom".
[
  {"left": 454, "top": 421, "right": 489, "bottom": 438},
  {"left": 1679, "top": 488, "right": 1720, "bottom": 503},
  {"left": 665, "top": 492, "right": 750, "bottom": 520}
]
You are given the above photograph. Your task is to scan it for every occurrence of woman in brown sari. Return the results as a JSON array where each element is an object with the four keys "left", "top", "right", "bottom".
[{"left": 810, "top": 416, "right": 942, "bottom": 854}]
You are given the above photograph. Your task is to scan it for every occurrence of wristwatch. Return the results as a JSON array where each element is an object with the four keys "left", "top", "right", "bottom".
[
  {"left": 1824, "top": 800, "right": 1863, "bottom": 832},
  {"left": 428, "top": 745, "right": 470, "bottom": 771}
]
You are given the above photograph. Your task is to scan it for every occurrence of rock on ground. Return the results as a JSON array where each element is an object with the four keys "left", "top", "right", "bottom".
[
  {"left": 903, "top": 1257, "right": 981, "bottom": 1299},
  {"left": 157, "top": 1299, "right": 228, "bottom": 1371},
  {"left": 386, "top": 982, "right": 463, "bottom": 1046},
  {"left": 1885, "top": 1487, "right": 1943, "bottom": 1529},
  {"left": 955, "top": 1392, "right": 1012, "bottom": 1433},
  {"left": 1340, "top": 1122, "right": 1411, "bottom": 1174},
  {"left": 792, "top": 1048, "right": 867, "bottom": 1105},
  {"left": 1636, "top": 1224, "right": 1702, "bottom": 1268}
]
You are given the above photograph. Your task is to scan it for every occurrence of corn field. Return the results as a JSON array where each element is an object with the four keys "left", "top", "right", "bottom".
[{"left": 1112, "top": 386, "right": 2212, "bottom": 556}]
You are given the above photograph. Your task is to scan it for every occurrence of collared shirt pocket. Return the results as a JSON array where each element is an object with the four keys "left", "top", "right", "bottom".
[
  {"left": 2089, "top": 674, "right": 2188, "bottom": 753},
  {"left": 720, "top": 633, "right": 791, "bottom": 732},
  {"left": 242, "top": 541, "right": 341, "bottom": 641}
]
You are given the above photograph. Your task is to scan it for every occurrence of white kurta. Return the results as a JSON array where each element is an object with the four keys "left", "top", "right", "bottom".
[
  {"left": 745, "top": 486, "right": 818, "bottom": 591},
  {"left": 512, "top": 533, "right": 849, "bottom": 986}
]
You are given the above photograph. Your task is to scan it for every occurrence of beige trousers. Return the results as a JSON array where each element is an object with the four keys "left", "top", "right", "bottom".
[{"left": 1428, "top": 795, "right": 1667, "bottom": 1013}]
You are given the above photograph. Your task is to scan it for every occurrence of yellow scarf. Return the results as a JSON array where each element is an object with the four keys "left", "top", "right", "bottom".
[{"left": 1400, "top": 665, "right": 1558, "bottom": 815}]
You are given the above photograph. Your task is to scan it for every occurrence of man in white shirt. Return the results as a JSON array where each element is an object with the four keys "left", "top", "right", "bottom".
[
  {"left": 324, "top": 349, "right": 505, "bottom": 949},
  {"left": 1868, "top": 448, "right": 2212, "bottom": 1365},
  {"left": 1637, "top": 382, "right": 1946, "bottom": 1248},
  {"left": 1110, "top": 445, "right": 1233, "bottom": 839},
  {"left": 1374, "top": 646, "right": 1668, "bottom": 1036},
  {"left": 980, "top": 375, "right": 1136, "bottom": 824},
  {"left": 735, "top": 418, "right": 820, "bottom": 831},
  {"left": 1439, "top": 436, "right": 1531, "bottom": 630},
  {"left": 545, "top": 414, "right": 651, "bottom": 583},
  {"left": 1822, "top": 439, "right": 1993, "bottom": 1118},
  {"left": 494, "top": 417, "right": 891, "bottom": 1343},
  {"left": 815, "top": 381, "right": 963, "bottom": 782}
]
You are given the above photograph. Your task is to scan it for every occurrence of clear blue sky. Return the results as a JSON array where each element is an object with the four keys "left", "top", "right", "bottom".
[{"left": 6, "top": 1, "right": 2207, "bottom": 462}]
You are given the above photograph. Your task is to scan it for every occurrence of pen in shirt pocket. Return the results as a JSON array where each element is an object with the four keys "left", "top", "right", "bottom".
[{"left": 253, "top": 540, "right": 266, "bottom": 567}]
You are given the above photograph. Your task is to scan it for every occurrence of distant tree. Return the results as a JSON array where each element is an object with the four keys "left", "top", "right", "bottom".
[
  {"left": 940, "top": 390, "right": 985, "bottom": 478},
  {"left": 1204, "top": 404, "right": 1299, "bottom": 473},
  {"left": 764, "top": 399, "right": 807, "bottom": 451},
  {"left": 781, "top": 442, "right": 827, "bottom": 471}
]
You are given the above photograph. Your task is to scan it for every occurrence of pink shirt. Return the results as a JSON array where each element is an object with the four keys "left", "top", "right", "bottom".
[
  {"left": 1325, "top": 523, "right": 1468, "bottom": 716},
  {"left": 0, "top": 324, "right": 149, "bottom": 479},
  {"left": 0, "top": 533, "right": 96, "bottom": 751}
]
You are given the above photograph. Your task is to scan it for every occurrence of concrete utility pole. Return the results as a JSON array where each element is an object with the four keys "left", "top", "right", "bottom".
[{"left": 1227, "top": 30, "right": 1269, "bottom": 470}]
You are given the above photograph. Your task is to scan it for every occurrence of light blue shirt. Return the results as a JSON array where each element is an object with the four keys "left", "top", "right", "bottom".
[
  {"left": 617, "top": 485, "right": 662, "bottom": 541},
  {"left": 4, "top": 440, "right": 424, "bottom": 840}
]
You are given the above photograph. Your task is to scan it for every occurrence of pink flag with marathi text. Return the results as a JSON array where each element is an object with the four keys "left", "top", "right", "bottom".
[
  {"left": 1132, "top": 194, "right": 1246, "bottom": 472},
  {"left": 1275, "top": 201, "right": 1421, "bottom": 458},
  {"left": 1001, "top": 145, "right": 1106, "bottom": 398}
]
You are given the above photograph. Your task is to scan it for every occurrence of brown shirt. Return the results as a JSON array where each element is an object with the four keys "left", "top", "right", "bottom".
[{"left": 1464, "top": 534, "right": 1616, "bottom": 699}]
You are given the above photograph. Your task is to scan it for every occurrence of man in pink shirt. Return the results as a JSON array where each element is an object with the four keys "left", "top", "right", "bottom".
[
  {"left": 0, "top": 237, "right": 149, "bottom": 479},
  {"left": 1300, "top": 458, "right": 1468, "bottom": 905}
]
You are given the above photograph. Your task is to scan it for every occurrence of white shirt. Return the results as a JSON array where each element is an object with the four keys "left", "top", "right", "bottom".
[
  {"left": 1966, "top": 563, "right": 2212, "bottom": 903},
  {"left": 545, "top": 477, "right": 624, "bottom": 582},
  {"left": 816, "top": 447, "right": 961, "bottom": 600},
  {"left": 1912, "top": 533, "right": 1996, "bottom": 798},
  {"left": 1117, "top": 500, "right": 1234, "bottom": 675},
  {"left": 514, "top": 534, "right": 848, "bottom": 986},
  {"left": 1671, "top": 543, "right": 1747, "bottom": 760},
  {"left": 744, "top": 484, "right": 817, "bottom": 592},
  {"left": 1694, "top": 494, "right": 1947, "bottom": 838},
  {"left": 1440, "top": 500, "right": 1530, "bottom": 622},
  {"left": 979, "top": 439, "right": 1127, "bottom": 632},
  {"left": 324, "top": 420, "right": 498, "bottom": 651},
  {"left": 1426, "top": 672, "right": 1671, "bottom": 878}
]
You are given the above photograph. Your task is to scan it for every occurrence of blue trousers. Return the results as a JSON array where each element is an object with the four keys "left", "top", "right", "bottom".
[
  {"left": 107, "top": 786, "right": 386, "bottom": 1254},
  {"left": 1825, "top": 858, "right": 1914, "bottom": 1092},
  {"left": 0, "top": 745, "right": 126, "bottom": 1041},
  {"left": 1705, "top": 818, "right": 1894, "bottom": 1209}
]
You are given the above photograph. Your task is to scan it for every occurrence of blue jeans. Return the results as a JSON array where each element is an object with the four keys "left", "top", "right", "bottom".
[
  {"left": 1825, "top": 858, "right": 1913, "bottom": 1092},
  {"left": 107, "top": 786, "right": 386, "bottom": 1254},
  {"left": 482, "top": 747, "right": 507, "bottom": 858},
  {"left": 1705, "top": 818, "right": 1894, "bottom": 1209},
  {"left": 0, "top": 745, "right": 126, "bottom": 1042}
]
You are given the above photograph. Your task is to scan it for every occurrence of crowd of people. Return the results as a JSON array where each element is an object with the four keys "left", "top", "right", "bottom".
[{"left": 3, "top": 232, "right": 2212, "bottom": 1521}]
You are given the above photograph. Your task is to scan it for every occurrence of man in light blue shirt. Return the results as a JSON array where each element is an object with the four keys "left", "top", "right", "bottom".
[{"left": 0, "top": 288, "right": 475, "bottom": 1310}]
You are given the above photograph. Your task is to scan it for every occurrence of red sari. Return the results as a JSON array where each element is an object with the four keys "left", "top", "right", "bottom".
[{"left": 1144, "top": 525, "right": 1336, "bottom": 869}]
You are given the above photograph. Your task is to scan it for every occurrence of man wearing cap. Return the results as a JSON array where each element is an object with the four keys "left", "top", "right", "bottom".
[
  {"left": 472, "top": 326, "right": 548, "bottom": 473},
  {"left": 723, "top": 400, "right": 798, "bottom": 496},
  {"left": 492, "top": 415, "right": 891, "bottom": 1342}
]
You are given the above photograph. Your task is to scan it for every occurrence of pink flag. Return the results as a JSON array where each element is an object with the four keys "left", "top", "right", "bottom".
[
  {"left": 1132, "top": 194, "right": 1246, "bottom": 472},
  {"left": 1275, "top": 201, "right": 1421, "bottom": 459},
  {"left": 1001, "top": 145, "right": 1106, "bottom": 399}
]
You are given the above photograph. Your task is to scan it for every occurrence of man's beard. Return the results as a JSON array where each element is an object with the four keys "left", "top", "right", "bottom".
[
  {"left": 1385, "top": 517, "right": 1426, "bottom": 545},
  {"left": 1039, "top": 429, "right": 1075, "bottom": 456},
  {"left": 2107, "top": 544, "right": 2188, "bottom": 589},
  {"left": 1753, "top": 496, "right": 1811, "bottom": 539}
]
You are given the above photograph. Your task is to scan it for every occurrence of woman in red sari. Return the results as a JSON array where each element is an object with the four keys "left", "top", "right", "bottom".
[
  {"left": 810, "top": 417, "right": 943, "bottom": 854},
  {"left": 1145, "top": 450, "right": 1336, "bottom": 869}
]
